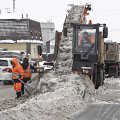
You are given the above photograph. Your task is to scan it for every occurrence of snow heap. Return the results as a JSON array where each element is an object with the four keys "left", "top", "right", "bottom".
[{"left": 0, "top": 5, "right": 96, "bottom": 120}]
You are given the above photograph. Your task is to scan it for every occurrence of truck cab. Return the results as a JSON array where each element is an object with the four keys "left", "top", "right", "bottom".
[{"left": 104, "top": 42, "right": 120, "bottom": 77}]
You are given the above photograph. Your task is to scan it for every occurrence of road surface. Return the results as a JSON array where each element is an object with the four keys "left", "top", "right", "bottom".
[
  {"left": 72, "top": 103, "right": 120, "bottom": 120},
  {"left": 72, "top": 77, "right": 120, "bottom": 120},
  {"left": 0, "top": 73, "right": 38, "bottom": 111}
]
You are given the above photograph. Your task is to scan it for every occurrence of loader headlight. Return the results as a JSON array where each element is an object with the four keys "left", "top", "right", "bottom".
[
  {"left": 83, "top": 69, "right": 89, "bottom": 74},
  {"left": 81, "top": 67, "right": 92, "bottom": 74}
]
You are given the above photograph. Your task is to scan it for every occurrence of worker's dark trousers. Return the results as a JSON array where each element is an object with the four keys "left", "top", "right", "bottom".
[
  {"left": 21, "top": 83, "right": 24, "bottom": 95},
  {"left": 21, "top": 79, "right": 29, "bottom": 95},
  {"left": 16, "top": 91, "right": 21, "bottom": 98}
]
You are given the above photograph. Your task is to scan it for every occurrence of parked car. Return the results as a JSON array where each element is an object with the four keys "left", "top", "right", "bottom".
[
  {"left": 0, "top": 58, "right": 13, "bottom": 84},
  {"left": 0, "top": 58, "right": 21, "bottom": 84}
]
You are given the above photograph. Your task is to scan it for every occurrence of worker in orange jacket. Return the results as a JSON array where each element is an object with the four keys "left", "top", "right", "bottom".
[
  {"left": 21, "top": 57, "right": 34, "bottom": 95},
  {"left": 80, "top": 32, "right": 94, "bottom": 46},
  {"left": 11, "top": 58, "right": 24, "bottom": 99}
]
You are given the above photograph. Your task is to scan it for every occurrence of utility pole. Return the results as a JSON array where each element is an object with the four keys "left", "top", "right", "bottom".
[{"left": 13, "top": 0, "right": 15, "bottom": 13}]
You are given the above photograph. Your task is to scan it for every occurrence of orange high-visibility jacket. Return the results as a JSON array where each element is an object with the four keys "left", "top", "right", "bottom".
[
  {"left": 11, "top": 58, "right": 24, "bottom": 80},
  {"left": 80, "top": 36, "right": 94, "bottom": 46},
  {"left": 23, "top": 64, "right": 31, "bottom": 78}
]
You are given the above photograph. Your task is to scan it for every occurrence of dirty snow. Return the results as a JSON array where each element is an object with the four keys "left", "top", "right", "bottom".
[
  {"left": 0, "top": 4, "right": 119, "bottom": 120},
  {"left": 0, "top": 72, "right": 96, "bottom": 120}
]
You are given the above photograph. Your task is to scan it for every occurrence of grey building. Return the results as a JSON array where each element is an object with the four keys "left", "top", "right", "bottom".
[
  {"left": 0, "top": 18, "right": 42, "bottom": 41},
  {"left": 40, "top": 22, "right": 55, "bottom": 52}
]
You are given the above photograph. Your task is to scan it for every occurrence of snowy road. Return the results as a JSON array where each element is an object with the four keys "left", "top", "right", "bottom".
[
  {"left": 0, "top": 79, "right": 16, "bottom": 100},
  {"left": 0, "top": 73, "right": 38, "bottom": 100},
  {"left": 72, "top": 103, "right": 120, "bottom": 120},
  {"left": 0, "top": 73, "right": 38, "bottom": 111},
  {"left": 0, "top": 84, "right": 15, "bottom": 100},
  {"left": 0, "top": 75, "right": 120, "bottom": 120},
  {"left": 72, "top": 77, "right": 120, "bottom": 120}
]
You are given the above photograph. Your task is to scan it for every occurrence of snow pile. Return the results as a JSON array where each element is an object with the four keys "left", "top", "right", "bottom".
[
  {"left": 94, "top": 78, "right": 120, "bottom": 102},
  {"left": 0, "top": 4, "right": 97, "bottom": 120},
  {"left": 0, "top": 73, "right": 95, "bottom": 120}
]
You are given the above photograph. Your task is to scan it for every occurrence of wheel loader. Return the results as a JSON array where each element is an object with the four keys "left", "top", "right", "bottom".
[{"left": 71, "top": 23, "right": 108, "bottom": 89}]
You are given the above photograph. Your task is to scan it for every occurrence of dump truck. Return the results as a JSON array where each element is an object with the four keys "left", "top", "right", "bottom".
[
  {"left": 104, "top": 42, "right": 120, "bottom": 77},
  {"left": 70, "top": 23, "right": 108, "bottom": 89}
]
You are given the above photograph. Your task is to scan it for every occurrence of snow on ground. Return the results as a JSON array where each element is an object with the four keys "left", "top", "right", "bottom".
[
  {"left": 0, "top": 72, "right": 96, "bottom": 120},
  {"left": 0, "top": 4, "right": 119, "bottom": 120},
  {"left": 0, "top": 5, "right": 96, "bottom": 120}
]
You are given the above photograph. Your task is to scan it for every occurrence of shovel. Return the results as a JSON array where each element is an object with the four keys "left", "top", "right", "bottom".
[{"left": 12, "top": 74, "right": 35, "bottom": 95}]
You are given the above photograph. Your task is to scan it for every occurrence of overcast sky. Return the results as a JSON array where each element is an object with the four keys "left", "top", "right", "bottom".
[{"left": 0, "top": 0, "right": 120, "bottom": 42}]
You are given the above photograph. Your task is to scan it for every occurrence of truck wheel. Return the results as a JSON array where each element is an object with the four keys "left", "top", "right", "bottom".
[{"left": 115, "top": 66, "right": 118, "bottom": 78}]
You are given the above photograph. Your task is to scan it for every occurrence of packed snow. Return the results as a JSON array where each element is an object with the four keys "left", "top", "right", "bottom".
[{"left": 0, "top": 4, "right": 119, "bottom": 120}]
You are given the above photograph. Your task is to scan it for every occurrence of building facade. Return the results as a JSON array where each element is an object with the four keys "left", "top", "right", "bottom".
[
  {"left": 46, "top": 39, "right": 55, "bottom": 53},
  {"left": 0, "top": 13, "right": 43, "bottom": 60},
  {"left": 0, "top": 18, "right": 42, "bottom": 41},
  {"left": 0, "top": 41, "right": 43, "bottom": 60},
  {"left": 40, "top": 22, "right": 55, "bottom": 53}
]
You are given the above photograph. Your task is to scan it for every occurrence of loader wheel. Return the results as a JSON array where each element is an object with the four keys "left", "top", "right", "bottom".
[
  {"left": 99, "top": 69, "right": 103, "bottom": 85},
  {"left": 93, "top": 74, "right": 99, "bottom": 89},
  {"left": 92, "top": 72, "right": 99, "bottom": 89},
  {"left": 95, "top": 68, "right": 103, "bottom": 89},
  {"left": 115, "top": 66, "right": 118, "bottom": 78}
]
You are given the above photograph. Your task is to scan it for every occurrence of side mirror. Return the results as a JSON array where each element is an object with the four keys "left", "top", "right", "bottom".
[{"left": 103, "top": 27, "right": 108, "bottom": 38}]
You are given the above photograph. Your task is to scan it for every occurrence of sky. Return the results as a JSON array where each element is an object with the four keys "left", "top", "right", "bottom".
[{"left": 0, "top": 0, "right": 120, "bottom": 42}]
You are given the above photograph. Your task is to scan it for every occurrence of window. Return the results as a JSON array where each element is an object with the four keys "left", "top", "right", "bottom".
[
  {"left": 34, "top": 47, "right": 37, "bottom": 55},
  {"left": 78, "top": 29, "right": 95, "bottom": 47},
  {"left": 0, "top": 60, "right": 8, "bottom": 66},
  {"left": 75, "top": 29, "right": 96, "bottom": 53}
]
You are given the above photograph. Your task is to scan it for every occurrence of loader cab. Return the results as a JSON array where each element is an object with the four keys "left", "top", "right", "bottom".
[
  {"left": 72, "top": 24, "right": 108, "bottom": 88},
  {"left": 72, "top": 23, "right": 108, "bottom": 89}
]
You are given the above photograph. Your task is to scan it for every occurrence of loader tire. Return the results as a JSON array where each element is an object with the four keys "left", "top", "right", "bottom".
[
  {"left": 115, "top": 66, "right": 118, "bottom": 78},
  {"left": 95, "top": 68, "right": 103, "bottom": 89}
]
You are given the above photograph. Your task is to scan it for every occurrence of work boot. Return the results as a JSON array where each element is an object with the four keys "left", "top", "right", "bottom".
[
  {"left": 22, "top": 91, "right": 24, "bottom": 95},
  {"left": 18, "top": 92, "right": 21, "bottom": 98},
  {"left": 21, "top": 88, "right": 24, "bottom": 95},
  {"left": 15, "top": 92, "right": 21, "bottom": 99},
  {"left": 15, "top": 93, "right": 19, "bottom": 99}
]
